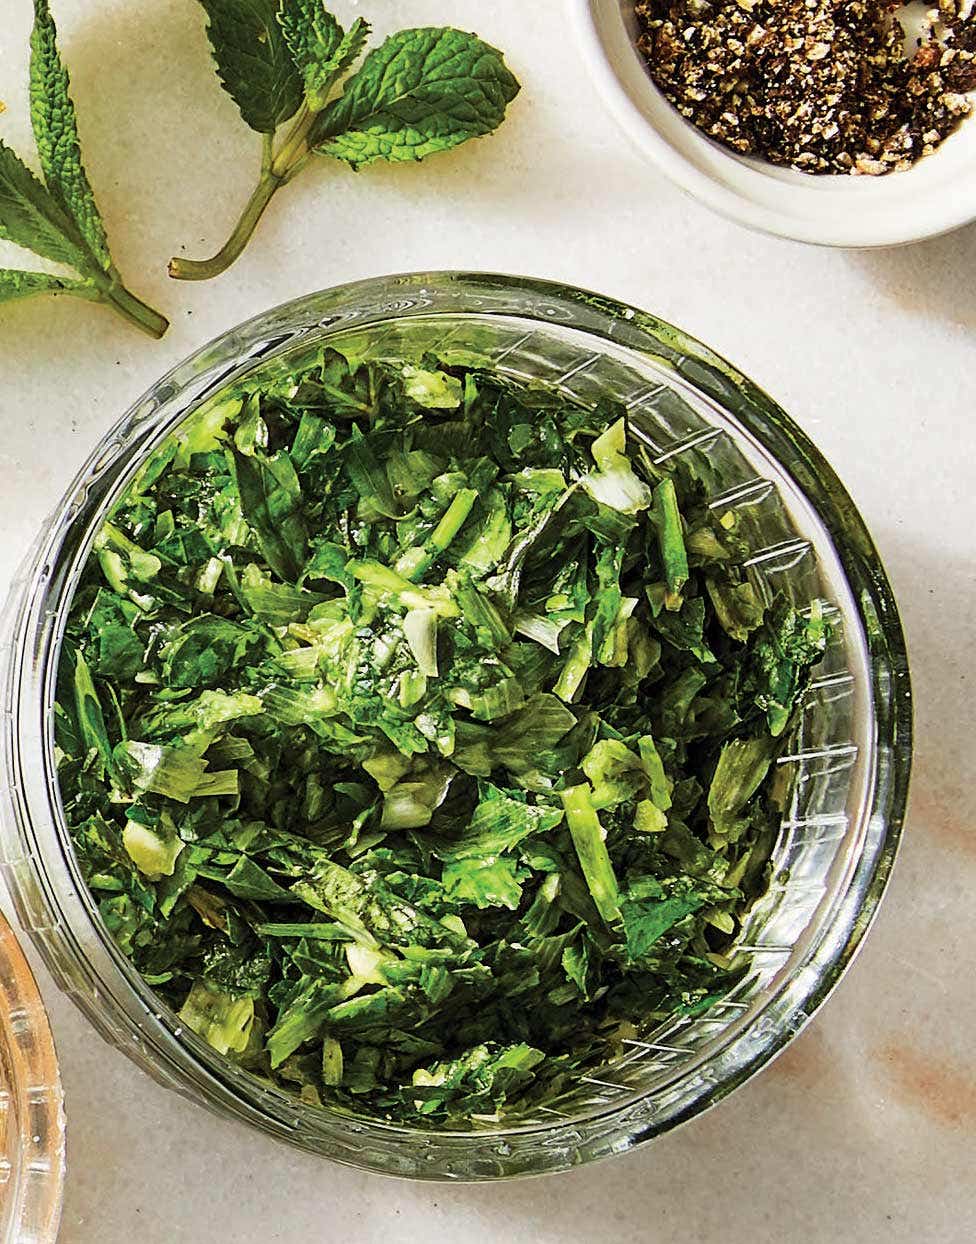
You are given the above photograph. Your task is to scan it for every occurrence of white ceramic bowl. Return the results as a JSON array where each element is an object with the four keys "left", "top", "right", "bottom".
[{"left": 573, "top": 0, "right": 976, "bottom": 247}]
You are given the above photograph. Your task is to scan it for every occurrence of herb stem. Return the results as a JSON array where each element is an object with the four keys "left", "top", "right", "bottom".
[
  {"left": 97, "top": 276, "right": 170, "bottom": 338},
  {"left": 261, "top": 131, "right": 275, "bottom": 174},
  {"left": 652, "top": 477, "right": 689, "bottom": 610},
  {"left": 431, "top": 488, "right": 479, "bottom": 554},
  {"left": 168, "top": 174, "right": 281, "bottom": 281},
  {"left": 271, "top": 102, "right": 313, "bottom": 177},
  {"left": 169, "top": 109, "right": 317, "bottom": 282},
  {"left": 560, "top": 784, "right": 621, "bottom": 927}
]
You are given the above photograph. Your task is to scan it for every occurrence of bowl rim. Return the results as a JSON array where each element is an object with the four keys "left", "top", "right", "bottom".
[
  {"left": 570, "top": 0, "right": 976, "bottom": 247},
  {"left": 0, "top": 272, "right": 913, "bottom": 1178}
]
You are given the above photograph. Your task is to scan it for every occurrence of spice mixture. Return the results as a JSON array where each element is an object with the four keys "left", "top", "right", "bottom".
[{"left": 634, "top": 0, "right": 976, "bottom": 173}]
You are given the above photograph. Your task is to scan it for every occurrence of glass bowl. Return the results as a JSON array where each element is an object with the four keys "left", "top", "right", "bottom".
[
  {"left": 0, "top": 908, "right": 65, "bottom": 1240},
  {"left": 0, "top": 272, "right": 911, "bottom": 1179}
]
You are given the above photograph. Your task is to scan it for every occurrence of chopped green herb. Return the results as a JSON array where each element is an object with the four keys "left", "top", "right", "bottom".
[{"left": 57, "top": 345, "right": 828, "bottom": 1124}]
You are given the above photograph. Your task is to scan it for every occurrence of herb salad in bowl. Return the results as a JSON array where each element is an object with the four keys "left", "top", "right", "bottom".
[{"left": 0, "top": 273, "right": 910, "bottom": 1178}]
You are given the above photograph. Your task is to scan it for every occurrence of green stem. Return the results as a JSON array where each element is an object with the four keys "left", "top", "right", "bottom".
[
  {"left": 396, "top": 488, "right": 479, "bottom": 582},
  {"left": 169, "top": 109, "right": 317, "bottom": 283},
  {"left": 560, "top": 784, "right": 621, "bottom": 927},
  {"left": 652, "top": 477, "right": 689, "bottom": 609},
  {"left": 430, "top": 488, "right": 479, "bottom": 553},
  {"left": 168, "top": 174, "right": 281, "bottom": 281},
  {"left": 271, "top": 102, "right": 313, "bottom": 175},
  {"left": 93, "top": 276, "right": 169, "bottom": 338}
]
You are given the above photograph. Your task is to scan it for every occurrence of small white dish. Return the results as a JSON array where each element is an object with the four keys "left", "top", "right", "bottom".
[{"left": 572, "top": 0, "right": 976, "bottom": 247}]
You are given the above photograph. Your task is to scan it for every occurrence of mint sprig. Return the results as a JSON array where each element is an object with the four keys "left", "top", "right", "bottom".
[
  {"left": 0, "top": 1, "right": 168, "bottom": 337},
  {"left": 170, "top": 4, "right": 520, "bottom": 281}
]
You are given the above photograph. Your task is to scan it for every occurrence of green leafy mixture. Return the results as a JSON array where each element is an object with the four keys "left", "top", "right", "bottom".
[
  {"left": 56, "top": 346, "right": 827, "bottom": 1124},
  {"left": 170, "top": 4, "right": 520, "bottom": 280},
  {"left": 0, "top": 1, "right": 168, "bottom": 336}
]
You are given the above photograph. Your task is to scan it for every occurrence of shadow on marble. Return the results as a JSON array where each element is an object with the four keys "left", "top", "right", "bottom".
[{"left": 849, "top": 219, "right": 976, "bottom": 332}]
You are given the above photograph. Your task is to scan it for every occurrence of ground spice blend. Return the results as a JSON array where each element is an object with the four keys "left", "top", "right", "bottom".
[{"left": 634, "top": 0, "right": 976, "bottom": 174}]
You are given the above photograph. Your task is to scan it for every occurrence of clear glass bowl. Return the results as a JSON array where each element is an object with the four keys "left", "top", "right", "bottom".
[
  {"left": 0, "top": 273, "right": 911, "bottom": 1179},
  {"left": 0, "top": 909, "right": 65, "bottom": 1240}
]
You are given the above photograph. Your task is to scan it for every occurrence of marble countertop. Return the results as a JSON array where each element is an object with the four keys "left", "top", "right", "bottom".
[{"left": 1, "top": 2, "right": 973, "bottom": 1241}]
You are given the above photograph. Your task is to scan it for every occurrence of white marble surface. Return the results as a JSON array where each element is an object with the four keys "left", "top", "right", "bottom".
[{"left": 1, "top": 2, "right": 974, "bottom": 1241}]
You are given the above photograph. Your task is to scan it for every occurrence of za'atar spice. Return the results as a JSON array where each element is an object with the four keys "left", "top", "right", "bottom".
[{"left": 634, "top": 0, "right": 976, "bottom": 174}]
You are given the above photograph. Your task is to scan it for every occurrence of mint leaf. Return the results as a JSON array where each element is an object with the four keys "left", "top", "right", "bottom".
[
  {"left": 441, "top": 855, "right": 524, "bottom": 911},
  {"left": 278, "top": 0, "right": 345, "bottom": 93},
  {"left": 320, "top": 15, "right": 370, "bottom": 81},
  {"left": 0, "top": 140, "right": 88, "bottom": 268},
  {"left": 0, "top": 267, "right": 93, "bottom": 304},
  {"left": 196, "top": 0, "right": 304, "bottom": 134},
  {"left": 278, "top": 2, "right": 370, "bottom": 109},
  {"left": 621, "top": 892, "right": 706, "bottom": 960},
  {"left": 29, "top": 0, "right": 111, "bottom": 271},
  {"left": 230, "top": 448, "right": 309, "bottom": 583},
  {"left": 0, "top": 6, "right": 168, "bottom": 335},
  {"left": 311, "top": 27, "right": 520, "bottom": 167}
]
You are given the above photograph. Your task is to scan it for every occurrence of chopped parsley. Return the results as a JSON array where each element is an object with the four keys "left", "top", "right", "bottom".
[{"left": 55, "top": 346, "right": 827, "bottom": 1124}]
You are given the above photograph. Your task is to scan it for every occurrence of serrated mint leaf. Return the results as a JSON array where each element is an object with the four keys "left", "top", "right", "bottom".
[
  {"left": 278, "top": 0, "right": 345, "bottom": 83},
  {"left": 310, "top": 27, "right": 520, "bottom": 167},
  {"left": 278, "top": 2, "right": 369, "bottom": 109},
  {"left": 0, "top": 140, "right": 89, "bottom": 269},
  {"left": 321, "top": 16, "right": 370, "bottom": 82},
  {"left": 29, "top": 0, "right": 111, "bottom": 271},
  {"left": 0, "top": 4, "right": 167, "bottom": 334},
  {"left": 0, "top": 267, "right": 93, "bottom": 304},
  {"left": 197, "top": 0, "right": 304, "bottom": 134}
]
